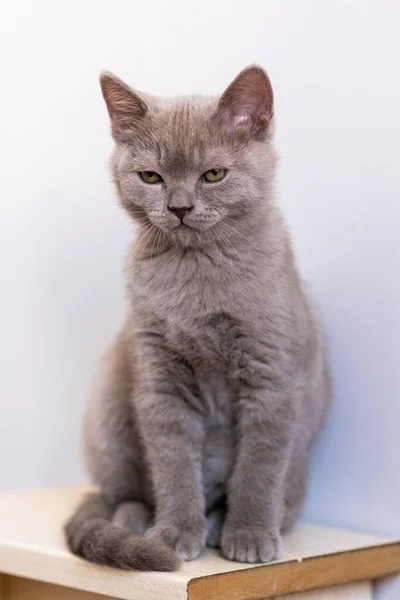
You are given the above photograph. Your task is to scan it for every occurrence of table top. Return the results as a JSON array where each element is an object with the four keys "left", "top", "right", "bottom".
[{"left": 0, "top": 487, "right": 399, "bottom": 600}]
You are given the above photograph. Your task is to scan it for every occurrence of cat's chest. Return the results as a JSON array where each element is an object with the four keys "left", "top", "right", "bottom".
[
  {"left": 164, "top": 313, "right": 238, "bottom": 424},
  {"left": 135, "top": 251, "right": 253, "bottom": 413},
  {"left": 136, "top": 249, "right": 250, "bottom": 321},
  {"left": 165, "top": 311, "right": 239, "bottom": 370}
]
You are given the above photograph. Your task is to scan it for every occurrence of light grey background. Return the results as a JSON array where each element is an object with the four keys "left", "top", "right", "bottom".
[{"left": 0, "top": 1, "right": 399, "bottom": 597}]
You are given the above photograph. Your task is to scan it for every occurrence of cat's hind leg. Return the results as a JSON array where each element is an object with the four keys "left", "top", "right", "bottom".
[
  {"left": 113, "top": 501, "right": 152, "bottom": 534},
  {"left": 83, "top": 328, "right": 150, "bottom": 508},
  {"left": 65, "top": 329, "right": 178, "bottom": 571}
]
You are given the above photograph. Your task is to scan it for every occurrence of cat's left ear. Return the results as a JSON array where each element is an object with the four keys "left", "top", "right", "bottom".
[{"left": 216, "top": 65, "right": 274, "bottom": 139}]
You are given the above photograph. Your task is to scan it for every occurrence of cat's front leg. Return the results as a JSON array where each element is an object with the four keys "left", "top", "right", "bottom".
[
  {"left": 134, "top": 334, "right": 207, "bottom": 561},
  {"left": 222, "top": 350, "right": 295, "bottom": 563}
]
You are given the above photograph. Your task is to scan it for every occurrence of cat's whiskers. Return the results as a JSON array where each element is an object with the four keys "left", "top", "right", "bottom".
[
  {"left": 214, "top": 224, "right": 251, "bottom": 271},
  {"left": 150, "top": 225, "right": 164, "bottom": 265},
  {"left": 221, "top": 219, "right": 262, "bottom": 272},
  {"left": 213, "top": 229, "right": 236, "bottom": 269},
  {"left": 142, "top": 226, "right": 162, "bottom": 262},
  {"left": 140, "top": 227, "right": 158, "bottom": 259},
  {"left": 133, "top": 217, "right": 153, "bottom": 229},
  {"left": 132, "top": 223, "right": 157, "bottom": 263},
  {"left": 224, "top": 217, "right": 263, "bottom": 253}
]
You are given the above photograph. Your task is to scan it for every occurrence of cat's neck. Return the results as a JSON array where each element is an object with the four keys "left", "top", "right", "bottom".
[{"left": 126, "top": 206, "right": 297, "bottom": 323}]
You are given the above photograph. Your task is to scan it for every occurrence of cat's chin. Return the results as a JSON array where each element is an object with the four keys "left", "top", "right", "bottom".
[
  {"left": 169, "top": 221, "right": 229, "bottom": 249},
  {"left": 168, "top": 223, "right": 202, "bottom": 248}
]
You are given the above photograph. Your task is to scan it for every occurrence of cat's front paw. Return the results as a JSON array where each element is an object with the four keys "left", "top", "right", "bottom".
[
  {"left": 221, "top": 523, "right": 282, "bottom": 563},
  {"left": 146, "top": 519, "right": 206, "bottom": 561}
]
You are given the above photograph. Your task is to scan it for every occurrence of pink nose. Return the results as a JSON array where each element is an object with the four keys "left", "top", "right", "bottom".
[{"left": 167, "top": 205, "right": 193, "bottom": 221}]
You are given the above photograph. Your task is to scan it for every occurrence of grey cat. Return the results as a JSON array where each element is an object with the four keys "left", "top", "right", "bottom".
[{"left": 65, "top": 65, "right": 331, "bottom": 571}]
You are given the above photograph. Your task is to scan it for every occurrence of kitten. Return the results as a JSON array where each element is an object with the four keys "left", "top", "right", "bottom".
[{"left": 65, "top": 66, "right": 331, "bottom": 571}]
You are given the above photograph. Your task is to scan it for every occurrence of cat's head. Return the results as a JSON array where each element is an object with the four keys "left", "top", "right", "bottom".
[{"left": 100, "top": 66, "right": 276, "bottom": 248}]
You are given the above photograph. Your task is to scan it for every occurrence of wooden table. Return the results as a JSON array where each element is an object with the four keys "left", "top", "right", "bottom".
[{"left": 0, "top": 487, "right": 399, "bottom": 600}]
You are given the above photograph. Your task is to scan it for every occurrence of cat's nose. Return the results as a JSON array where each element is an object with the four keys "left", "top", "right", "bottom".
[{"left": 167, "top": 205, "right": 194, "bottom": 222}]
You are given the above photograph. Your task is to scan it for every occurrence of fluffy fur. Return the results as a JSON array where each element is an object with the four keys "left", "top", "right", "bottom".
[{"left": 65, "top": 66, "right": 331, "bottom": 571}]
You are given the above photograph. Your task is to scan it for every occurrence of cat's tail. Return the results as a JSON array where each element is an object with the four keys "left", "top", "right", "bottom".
[{"left": 64, "top": 493, "right": 180, "bottom": 571}]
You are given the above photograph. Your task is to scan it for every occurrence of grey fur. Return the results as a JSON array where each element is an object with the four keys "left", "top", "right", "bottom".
[{"left": 65, "top": 66, "right": 331, "bottom": 570}]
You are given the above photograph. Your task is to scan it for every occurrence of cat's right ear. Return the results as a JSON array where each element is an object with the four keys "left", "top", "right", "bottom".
[{"left": 100, "top": 72, "right": 148, "bottom": 142}]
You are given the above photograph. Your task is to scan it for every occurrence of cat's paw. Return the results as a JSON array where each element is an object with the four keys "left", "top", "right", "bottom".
[
  {"left": 221, "top": 523, "right": 282, "bottom": 563},
  {"left": 146, "top": 519, "right": 206, "bottom": 561}
]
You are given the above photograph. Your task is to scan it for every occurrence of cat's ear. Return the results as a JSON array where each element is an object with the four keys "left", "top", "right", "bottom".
[
  {"left": 217, "top": 66, "right": 274, "bottom": 138},
  {"left": 100, "top": 71, "right": 149, "bottom": 142}
]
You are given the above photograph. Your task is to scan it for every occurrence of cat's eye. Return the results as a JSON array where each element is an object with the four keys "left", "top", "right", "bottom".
[
  {"left": 201, "top": 169, "right": 227, "bottom": 183},
  {"left": 139, "top": 171, "right": 163, "bottom": 184}
]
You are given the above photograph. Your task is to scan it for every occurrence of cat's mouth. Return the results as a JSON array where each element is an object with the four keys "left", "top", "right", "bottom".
[
  {"left": 178, "top": 222, "right": 194, "bottom": 229},
  {"left": 169, "top": 220, "right": 196, "bottom": 232},
  {"left": 155, "top": 215, "right": 219, "bottom": 238}
]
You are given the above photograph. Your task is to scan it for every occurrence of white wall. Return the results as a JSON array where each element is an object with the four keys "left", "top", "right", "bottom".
[{"left": 0, "top": 0, "right": 399, "bottom": 596}]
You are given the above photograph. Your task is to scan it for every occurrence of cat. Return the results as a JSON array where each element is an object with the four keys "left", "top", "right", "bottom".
[{"left": 65, "top": 65, "right": 331, "bottom": 571}]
